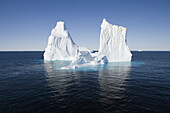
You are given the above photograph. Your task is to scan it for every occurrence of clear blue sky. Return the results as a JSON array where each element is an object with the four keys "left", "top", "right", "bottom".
[{"left": 0, "top": 0, "right": 170, "bottom": 51}]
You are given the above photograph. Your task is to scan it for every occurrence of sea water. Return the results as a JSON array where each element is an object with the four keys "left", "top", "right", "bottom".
[{"left": 0, "top": 51, "right": 170, "bottom": 112}]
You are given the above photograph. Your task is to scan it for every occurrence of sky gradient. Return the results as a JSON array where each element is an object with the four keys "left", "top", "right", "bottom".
[{"left": 0, "top": 0, "right": 170, "bottom": 51}]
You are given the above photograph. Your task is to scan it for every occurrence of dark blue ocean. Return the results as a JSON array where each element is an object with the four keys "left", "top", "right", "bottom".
[{"left": 0, "top": 51, "right": 170, "bottom": 113}]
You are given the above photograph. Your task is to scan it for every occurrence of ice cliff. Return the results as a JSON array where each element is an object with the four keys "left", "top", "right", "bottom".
[
  {"left": 98, "top": 19, "right": 132, "bottom": 62},
  {"left": 44, "top": 21, "right": 79, "bottom": 60},
  {"left": 44, "top": 19, "right": 132, "bottom": 69}
]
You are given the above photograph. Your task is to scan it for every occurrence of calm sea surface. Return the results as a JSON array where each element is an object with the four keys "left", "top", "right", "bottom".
[{"left": 0, "top": 51, "right": 170, "bottom": 113}]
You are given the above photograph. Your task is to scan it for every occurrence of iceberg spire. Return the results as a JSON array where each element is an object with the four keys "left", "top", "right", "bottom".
[
  {"left": 98, "top": 18, "right": 132, "bottom": 61},
  {"left": 44, "top": 21, "right": 79, "bottom": 60},
  {"left": 103, "top": 18, "right": 107, "bottom": 23}
]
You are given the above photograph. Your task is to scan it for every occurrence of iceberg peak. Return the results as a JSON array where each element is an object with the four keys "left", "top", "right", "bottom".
[
  {"left": 98, "top": 19, "right": 132, "bottom": 62},
  {"left": 55, "top": 21, "right": 66, "bottom": 31},
  {"left": 101, "top": 18, "right": 107, "bottom": 28},
  {"left": 44, "top": 21, "right": 79, "bottom": 61},
  {"left": 102, "top": 18, "right": 107, "bottom": 23},
  {"left": 101, "top": 18, "right": 112, "bottom": 29},
  {"left": 51, "top": 21, "right": 70, "bottom": 39}
]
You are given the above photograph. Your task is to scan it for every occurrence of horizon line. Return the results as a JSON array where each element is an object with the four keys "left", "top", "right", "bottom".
[{"left": 0, "top": 50, "right": 170, "bottom": 52}]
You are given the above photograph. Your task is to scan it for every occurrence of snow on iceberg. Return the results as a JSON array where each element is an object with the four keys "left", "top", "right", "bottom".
[
  {"left": 44, "top": 19, "right": 132, "bottom": 69},
  {"left": 98, "top": 18, "right": 132, "bottom": 62}
]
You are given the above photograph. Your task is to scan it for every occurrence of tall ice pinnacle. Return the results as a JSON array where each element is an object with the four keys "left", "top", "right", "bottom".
[
  {"left": 44, "top": 21, "right": 79, "bottom": 60},
  {"left": 98, "top": 18, "right": 132, "bottom": 61}
]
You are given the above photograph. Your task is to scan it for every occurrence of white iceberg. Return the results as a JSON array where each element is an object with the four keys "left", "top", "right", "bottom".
[
  {"left": 98, "top": 19, "right": 132, "bottom": 62},
  {"left": 44, "top": 19, "right": 132, "bottom": 69},
  {"left": 44, "top": 21, "right": 79, "bottom": 60}
]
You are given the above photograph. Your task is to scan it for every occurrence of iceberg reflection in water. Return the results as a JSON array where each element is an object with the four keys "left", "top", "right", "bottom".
[
  {"left": 98, "top": 63, "right": 131, "bottom": 110},
  {"left": 43, "top": 61, "right": 131, "bottom": 112},
  {"left": 1, "top": 52, "right": 169, "bottom": 113}
]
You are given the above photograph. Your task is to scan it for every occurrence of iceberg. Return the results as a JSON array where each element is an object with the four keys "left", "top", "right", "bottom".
[
  {"left": 44, "top": 21, "right": 79, "bottom": 60},
  {"left": 44, "top": 19, "right": 132, "bottom": 69},
  {"left": 98, "top": 19, "right": 132, "bottom": 62}
]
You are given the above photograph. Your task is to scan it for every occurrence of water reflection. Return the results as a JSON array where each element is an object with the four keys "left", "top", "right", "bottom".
[
  {"left": 43, "top": 61, "right": 131, "bottom": 112},
  {"left": 98, "top": 62, "right": 131, "bottom": 110},
  {"left": 44, "top": 61, "right": 77, "bottom": 95}
]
